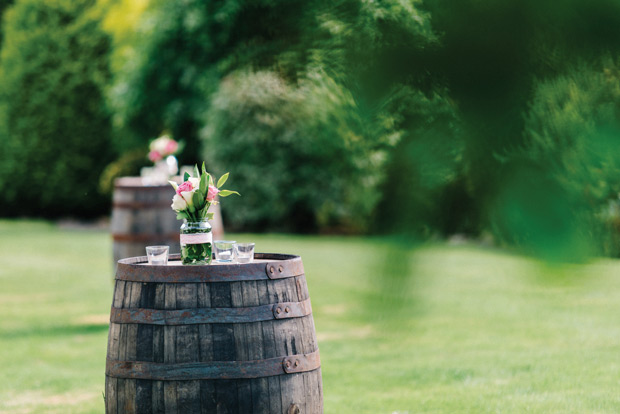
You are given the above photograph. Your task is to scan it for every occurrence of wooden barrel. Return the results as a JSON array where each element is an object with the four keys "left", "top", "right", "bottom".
[
  {"left": 111, "top": 177, "right": 224, "bottom": 266},
  {"left": 105, "top": 253, "right": 323, "bottom": 414}
]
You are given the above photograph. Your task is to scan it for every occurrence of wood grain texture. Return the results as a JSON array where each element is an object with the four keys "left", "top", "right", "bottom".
[
  {"left": 111, "top": 181, "right": 179, "bottom": 266},
  {"left": 105, "top": 256, "right": 323, "bottom": 413}
]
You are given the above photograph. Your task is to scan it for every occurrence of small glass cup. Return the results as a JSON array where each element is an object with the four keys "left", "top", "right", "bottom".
[
  {"left": 214, "top": 240, "right": 236, "bottom": 263},
  {"left": 146, "top": 245, "right": 169, "bottom": 265},
  {"left": 235, "top": 242, "right": 255, "bottom": 263}
]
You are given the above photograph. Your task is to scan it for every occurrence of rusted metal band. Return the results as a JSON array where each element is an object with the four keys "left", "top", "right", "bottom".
[
  {"left": 112, "top": 233, "right": 179, "bottom": 243},
  {"left": 116, "top": 253, "right": 305, "bottom": 283},
  {"left": 266, "top": 263, "right": 295, "bottom": 279},
  {"left": 272, "top": 298, "right": 312, "bottom": 320},
  {"left": 106, "top": 350, "right": 320, "bottom": 380},
  {"left": 110, "top": 298, "right": 312, "bottom": 325},
  {"left": 283, "top": 351, "right": 321, "bottom": 374},
  {"left": 112, "top": 201, "right": 172, "bottom": 209}
]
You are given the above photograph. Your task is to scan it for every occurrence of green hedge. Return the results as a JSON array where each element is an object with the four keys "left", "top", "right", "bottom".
[
  {"left": 0, "top": 0, "right": 113, "bottom": 217},
  {"left": 505, "top": 61, "right": 620, "bottom": 258},
  {"left": 106, "top": 0, "right": 311, "bottom": 165},
  {"left": 524, "top": 62, "right": 620, "bottom": 205},
  {"left": 201, "top": 70, "right": 384, "bottom": 233}
]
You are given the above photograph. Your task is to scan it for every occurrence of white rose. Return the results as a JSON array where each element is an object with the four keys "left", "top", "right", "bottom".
[
  {"left": 171, "top": 194, "right": 187, "bottom": 211},
  {"left": 180, "top": 190, "right": 195, "bottom": 207},
  {"left": 152, "top": 136, "right": 171, "bottom": 154}
]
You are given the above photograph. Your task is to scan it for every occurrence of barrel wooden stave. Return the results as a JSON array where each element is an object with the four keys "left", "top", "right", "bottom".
[
  {"left": 111, "top": 178, "right": 180, "bottom": 265},
  {"left": 106, "top": 258, "right": 322, "bottom": 414}
]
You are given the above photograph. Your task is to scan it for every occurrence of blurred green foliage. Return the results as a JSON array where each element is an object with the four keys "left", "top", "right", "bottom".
[
  {"left": 98, "top": 148, "right": 150, "bottom": 196},
  {"left": 525, "top": 62, "right": 620, "bottom": 206},
  {"left": 1, "top": 0, "right": 620, "bottom": 257},
  {"left": 0, "top": 0, "right": 14, "bottom": 47},
  {"left": 412, "top": 0, "right": 620, "bottom": 258},
  {"left": 0, "top": 0, "right": 113, "bottom": 217},
  {"left": 106, "top": 0, "right": 441, "bottom": 232},
  {"left": 105, "top": 0, "right": 312, "bottom": 165},
  {"left": 518, "top": 61, "right": 620, "bottom": 257},
  {"left": 376, "top": 87, "right": 465, "bottom": 237},
  {"left": 201, "top": 69, "right": 381, "bottom": 232}
]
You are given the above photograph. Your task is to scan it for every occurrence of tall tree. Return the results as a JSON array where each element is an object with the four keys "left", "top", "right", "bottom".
[{"left": 0, "top": 0, "right": 114, "bottom": 217}]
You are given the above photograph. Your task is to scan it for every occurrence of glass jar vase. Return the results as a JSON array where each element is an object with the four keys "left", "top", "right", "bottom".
[{"left": 180, "top": 219, "right": 212, "bottom": 265}]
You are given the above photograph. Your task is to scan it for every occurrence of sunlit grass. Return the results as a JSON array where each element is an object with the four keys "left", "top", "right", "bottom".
[{"left": 1, "top": 221, "right": 620, "bottom": 413}]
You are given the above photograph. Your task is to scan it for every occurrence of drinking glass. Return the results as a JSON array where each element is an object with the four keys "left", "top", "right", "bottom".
[
  {"left": 146, "top": 245, "right": 169, "bottom": 265},
  {"left": 235, "top": 242, "right": 255, "bottom": 263},
  {"left": 214, "top": 240, "right": 236, "bottom": 262}
]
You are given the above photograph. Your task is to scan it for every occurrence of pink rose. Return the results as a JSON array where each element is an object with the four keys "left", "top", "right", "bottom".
[
  {"left": 165, "top": 140, "right": 178, "bottom": 154},
  {"left": 176, "top": 180, "right": 194, "bottom": 196},
  {"left": 206, "top": 185, "right": 220, "bottom": 201},
  {"left": 148, "top": 150, "right": 163, "bottom": 162}
]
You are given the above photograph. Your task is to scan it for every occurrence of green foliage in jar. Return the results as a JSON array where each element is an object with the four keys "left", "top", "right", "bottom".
[{"left": 180, "top": 219, "right": 212, "bottom": 265}]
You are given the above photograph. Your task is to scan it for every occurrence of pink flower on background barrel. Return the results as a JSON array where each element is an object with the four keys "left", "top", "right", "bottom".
[
  {"left": 176, "top": 181, "right": 194, "bottom": 196},
  {"left": 206, "top": 185, "right": 220, "bottom": 201},
  {"left": 165, "top": 140, "right": 178, "bottom": 154},
  {"left": 148, "top": 150, "right": 163, "bottom": 162}
]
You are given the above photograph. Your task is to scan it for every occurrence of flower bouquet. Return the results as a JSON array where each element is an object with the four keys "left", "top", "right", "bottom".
[
  {"left": 142, "top": 134, "right": 183, "bottom": 184},
  {"left": 169, "top": 163, "right": 239, "bottom": 265},
  {"left": 148, "top": 134, "right": 181, "bottom": 163}
]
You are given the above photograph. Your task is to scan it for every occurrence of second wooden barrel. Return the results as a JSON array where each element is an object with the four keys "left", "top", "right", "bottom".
[
  {"left": 105, "top": 253, "right": 323, "bottom": 414},
  {"left": 111, "top": 177, "right": 224, "bottom": 266}
]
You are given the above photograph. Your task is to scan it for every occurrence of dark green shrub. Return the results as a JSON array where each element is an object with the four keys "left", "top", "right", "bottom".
[
  {"left": 418, "top": 0, "right": 620, "bottom": 243},
  {"left": 524, "top": 63, "right": 620, "bottom": 204},
  {"left": 104, "top": 0, "right": 441, "bottom": 234},
  {"left": 0, "top": 0, "right": 14, "bottom": 46},
  {"left": 375, "top": 86, "right": 466, "bottom": 237},
  {"left": 514, "top": 61, "right": 620, "bottom": 257},
  {"left": 201, "top": 70, "right": 383, "bottom": 233},
  {"left": 106, "top": 0, "right": 311, "bottom": 165},
  {"left": 0, "top": 0, "right": 113, "bottom": 217}
]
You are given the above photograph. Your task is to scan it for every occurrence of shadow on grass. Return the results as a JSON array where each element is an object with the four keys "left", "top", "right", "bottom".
[{"left": 1, "top": 323, "right": 109, "bottom": 339}]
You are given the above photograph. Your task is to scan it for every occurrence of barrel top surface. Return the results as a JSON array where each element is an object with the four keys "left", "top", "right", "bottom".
[
  {"left": 114, "top": 176, "right": 183, "bottom": 189},
  {"left": 140, "top": 259, "right": 273, "bottom": 266},
  {"left": 116, "top": 253, "right": 305, "bottom": 282}
]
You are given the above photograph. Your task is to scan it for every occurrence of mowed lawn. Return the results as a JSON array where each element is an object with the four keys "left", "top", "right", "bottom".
[{"left": 2, "top": 220, "right": 620, "bottom": 413}]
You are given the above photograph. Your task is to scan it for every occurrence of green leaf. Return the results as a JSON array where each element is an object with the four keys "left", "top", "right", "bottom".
[
  {"left": 192, "top": 191, "right": 204, "bottom": 211},
  {"left": 193, "top": 164, "right": 200, "bottom": 179},
  {"left": 183, "top": 172, "right": 190, "bottom": 181},
  {"left": 205, "top": 212, "right": 214, "bottom": 220},
  {"left": 218, "top": 190, "right": 240, "bottom": 197},
  {"left": 208, "top": 173, "right": 214, "bottom": 186},
  {"left": 176, "top": 211, "right": 189, "bottom": 220},
  {"left": 201, "top": 205, "right": 214, "bottom": 219},
  {"left": 216, "top": 172, "right": 229, "bottom": 188},
  {"left": 200, "top": 171, "right": 208, "bottom": 194},
  {"left": 201, "top": 161, "right": 207, "bottom": 175}
]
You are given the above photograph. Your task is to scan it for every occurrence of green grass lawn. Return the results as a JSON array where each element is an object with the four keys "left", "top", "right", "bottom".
[{"left": 2, "top": 220, "right": 620, "bottom": 413}]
